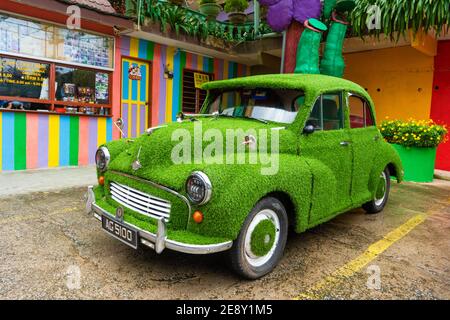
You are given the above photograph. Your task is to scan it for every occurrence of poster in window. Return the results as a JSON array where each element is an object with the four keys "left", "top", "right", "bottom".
[
  {"left": 0, "top": 57, "right": 50, "bottom": 99},
  {"left": 95, "top": 73, "right": 109, "bottom": 104},
  {"left": 194, "top": 73, "right": 210, "bottom": 89}
]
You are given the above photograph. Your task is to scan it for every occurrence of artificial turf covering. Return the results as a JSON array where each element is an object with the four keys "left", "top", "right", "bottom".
[
  {"left": 93, "top": 74, "right": 403, "bottom": 246},
  {"left": 250, "top": 219, "right": 276, "bottom": 257}
]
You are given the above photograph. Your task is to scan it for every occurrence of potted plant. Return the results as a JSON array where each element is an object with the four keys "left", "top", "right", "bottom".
[
  {"left": 224, "top": 0, "right": 248, "bottom": 24},
  {"left": 198, "top": 0, "right": 222, "bottom": 20},
  {"left": 380, "top": 119, "right": 448, "bottom": 182}
]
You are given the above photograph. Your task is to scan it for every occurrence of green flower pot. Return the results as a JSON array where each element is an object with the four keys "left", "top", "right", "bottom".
[
  {"left": 199, "top": 3, "right": 222, "bottom": 20},
  {"left": 391, "top": 144, "right": 437, "bottom": 183}
]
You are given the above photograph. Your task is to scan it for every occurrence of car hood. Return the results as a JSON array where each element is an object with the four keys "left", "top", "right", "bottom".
[{"left": 107, "top": 117, "right": 297, "bottom": 190}]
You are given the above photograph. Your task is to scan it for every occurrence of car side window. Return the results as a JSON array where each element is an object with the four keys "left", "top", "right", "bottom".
[
  {"left": 348, "top": 94, "right": 375, "bottom": 128},
  {"left": 306, "top": 93, "right": 344, "bottom": 131}
]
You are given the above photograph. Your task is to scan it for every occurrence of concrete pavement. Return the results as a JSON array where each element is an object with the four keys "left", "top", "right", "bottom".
[{"left": 0, "top": 166, "right": 97, "bottom": 198}]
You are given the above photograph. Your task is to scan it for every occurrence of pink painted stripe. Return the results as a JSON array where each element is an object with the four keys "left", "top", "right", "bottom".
[
  {"left": 78, "top": 117, "right": 89, "bottom": 166},
  {"left": 26, "top": 113, "right": 39, "bottom": 169}
]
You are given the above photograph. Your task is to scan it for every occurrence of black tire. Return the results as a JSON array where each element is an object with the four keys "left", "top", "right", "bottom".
[
  {"left": 363, "top": 167, "right": 391, "bottom": 214},
  {"left": 229, "top": 197, "right": 288, "bottom": 279}
]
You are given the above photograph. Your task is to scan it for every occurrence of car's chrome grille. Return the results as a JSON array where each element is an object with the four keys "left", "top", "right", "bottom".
[{"left": 110, "top": 182, "right": 171, "bottom": 221}]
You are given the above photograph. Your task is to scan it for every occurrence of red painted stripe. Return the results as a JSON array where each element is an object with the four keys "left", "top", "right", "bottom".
[
  {"left": 78, "top": 117, "right": 89, "bottom": 166},
  {"left": 26, "top": 113, "right": 39, "bottom": 169},
  {"left": 186, "top": 53, "right": 193, "bottom": 69}
]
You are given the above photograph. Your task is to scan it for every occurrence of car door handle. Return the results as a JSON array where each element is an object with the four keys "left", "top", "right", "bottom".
[{"left": 340, "top": 141, "right": 351, "bottom": 146}]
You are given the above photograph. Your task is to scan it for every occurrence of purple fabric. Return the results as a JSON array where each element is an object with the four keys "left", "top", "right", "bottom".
[
  {"left": 292, "top": 0, "right": 322, "bottom": 23},
  {"left": 259, "top": 0, "right": 282, "bottom": 5},
  {"left": 266, "top": 0, "right": 293, "bottom": 32}
]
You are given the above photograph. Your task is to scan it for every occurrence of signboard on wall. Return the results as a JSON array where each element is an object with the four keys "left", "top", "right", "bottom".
[{"left": 194, "top": 72, "right": 210, "bottom": 89}]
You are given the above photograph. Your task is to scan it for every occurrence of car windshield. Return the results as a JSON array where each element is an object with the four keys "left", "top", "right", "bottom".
[{"left": 205, "top": 88, "right": 304, "bottom": 124}]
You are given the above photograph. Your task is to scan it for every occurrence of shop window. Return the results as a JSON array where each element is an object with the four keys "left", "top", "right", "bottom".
[
  {"left": 182, "top": 69, "right": 213, "bottom": 113},
  {"left": 0, "top": 13, "right": 114, "bottom": 69},
  {"left": 307, "top": 93, "right": 344, "bottom": 131},
  {"left": 55, "top": 66, "right": 110, "bottom": 104},
  {"left": 0, "top": 57, "right": 50, "bottom": 101},
  {"left": 349, "top": 94, "right": 374, "bottom": 128}
]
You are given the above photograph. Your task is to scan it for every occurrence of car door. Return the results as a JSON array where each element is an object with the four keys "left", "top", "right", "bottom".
[
  {"left": 299, "top": 92, "right": 353, "bottom": 226},
  {"left": 346, "top": 93, "right": 381, "bottom": 205}
]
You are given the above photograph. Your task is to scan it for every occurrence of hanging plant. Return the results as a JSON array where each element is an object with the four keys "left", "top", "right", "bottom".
[{"left": 350, "top": 0, "right": 450, "bottom": 41}]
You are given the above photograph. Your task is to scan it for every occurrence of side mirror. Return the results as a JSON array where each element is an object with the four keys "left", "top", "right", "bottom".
[
  {"left": 114, "top": 118, "right": 125, "bottom": 138},
  {"left": 115, "top": 118, "right": 124, "bottom": 130},
  {"left": 303, "top": 124, "right": 315, "bottom": 135}
]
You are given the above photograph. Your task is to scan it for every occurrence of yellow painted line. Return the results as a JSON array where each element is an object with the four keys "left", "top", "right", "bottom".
[{"left": 294, "top": 213, "right": 427, "bottom": 300}]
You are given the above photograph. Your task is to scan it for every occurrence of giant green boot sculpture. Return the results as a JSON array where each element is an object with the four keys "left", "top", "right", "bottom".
[
  {"left": 320, "top": 13, "right": 348, "bottom": 78},
  {"left": 294, "top": 18, "right": 327, "bottom": 74},
  {"left": 320, "top": 0, "right": 356, "bottom": 78}
]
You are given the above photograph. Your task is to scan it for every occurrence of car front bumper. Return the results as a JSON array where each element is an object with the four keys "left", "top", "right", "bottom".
[{"left": 86, "top": 186, "right": 233, "bottom": 255}]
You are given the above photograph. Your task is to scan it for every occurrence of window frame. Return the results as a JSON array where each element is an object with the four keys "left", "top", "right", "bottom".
[
  {"left": 347, "top": 92, "right": 375, "bottom": 128},
  {"left": 0, "top": 53, "right": 113, "bottom": 114},
  {"left": 307, "top": 92, "right": 345, "bottom": 131},
  {"left": 182, "top": 68, "right": 214, "bottom": 114}
]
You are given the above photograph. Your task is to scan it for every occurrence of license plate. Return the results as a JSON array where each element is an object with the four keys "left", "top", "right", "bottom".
[{"left": 102, "top": 215, "right": 138, "bottom": 249}]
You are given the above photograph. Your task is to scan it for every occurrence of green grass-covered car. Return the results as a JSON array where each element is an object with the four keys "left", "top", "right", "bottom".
[{"left": 86, "top": 74, "right": 403, "bottom": 279}]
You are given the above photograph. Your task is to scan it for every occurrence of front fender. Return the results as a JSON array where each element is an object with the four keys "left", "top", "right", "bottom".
[{"left": 186, "top": 154, "right": 313, "bottom": 240}]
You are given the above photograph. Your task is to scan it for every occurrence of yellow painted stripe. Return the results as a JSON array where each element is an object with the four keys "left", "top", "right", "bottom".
[
  {"left": 97, "top": 117, "right": 107, "bottom": 147},
  {"left": 294, "top": 214, "right": 427, "bottom": 300},
  {"left": 128, "top": 76, "right": 132, "bottom": 138},
  {"left": 48, "top": 115, "right": 60, "bottom": 167},
  {"left": 0, "top": 112, "right": 2, "bottom": 171},
  {"left": 136, "top": 63, "right": 141, "bottom": 135},
  {"left": 130, "top": 38, "right": 139, "bottom": 58},
  {"left": 165, "top": 46, "right": 175, "bottom": 123}
]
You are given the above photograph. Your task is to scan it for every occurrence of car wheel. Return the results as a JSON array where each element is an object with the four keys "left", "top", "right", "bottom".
[
  {"left": 363, "top": 167, "right": 391, "bottom": 214},
  {"left": 229, "top": 197, "right": 288, "bottom": 279}
]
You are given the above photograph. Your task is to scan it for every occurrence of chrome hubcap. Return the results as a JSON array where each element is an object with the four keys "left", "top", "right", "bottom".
[
  {"left": 244, "top": 209, "right": 280, "bottom": 268},
  {"left": 375, "top": 171, "right": 387, "bottom": 206}
]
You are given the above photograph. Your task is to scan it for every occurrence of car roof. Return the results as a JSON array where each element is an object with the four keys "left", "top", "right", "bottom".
[{"left": 202, "top": 73, "right": 371, "bottom": 104}]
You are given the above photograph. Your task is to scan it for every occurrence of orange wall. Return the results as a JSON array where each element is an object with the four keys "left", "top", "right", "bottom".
[{"left": 344, "top": 46, "right": 434, "bottom": 122}]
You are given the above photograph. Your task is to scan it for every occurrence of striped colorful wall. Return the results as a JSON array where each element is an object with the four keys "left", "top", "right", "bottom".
[
  {"left": 0, "top": 112, "right": 112, "bottom": 171},
  {"left": 118, "top": 36, "right": 251, "bottom": 137}
]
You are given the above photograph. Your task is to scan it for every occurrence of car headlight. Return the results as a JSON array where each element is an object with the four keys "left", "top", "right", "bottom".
[
  {"left": 186, "top": 171, "right": 212, "bottom": 205},
  {"left": 95, "top": 147, "right": 110, "bottom": 172}
]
